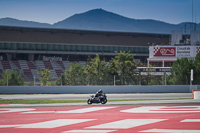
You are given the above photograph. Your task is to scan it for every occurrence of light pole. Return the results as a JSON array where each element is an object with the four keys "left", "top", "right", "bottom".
[
  {"left": 34, "top": 75, "right": 35, "bottom": 86},
  {"left": 7, "top": 73, "right": 8, "bottom": 86},
  {"left": 190, "top": 69, "right": 193, "bottom": 85},
  {"left": 114, "top": 75, "right": 116, "bottom": 86}
]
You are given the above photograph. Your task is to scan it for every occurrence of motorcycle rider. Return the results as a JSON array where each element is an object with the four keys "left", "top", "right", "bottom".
[
  {"left": 95, "top": 89, "right": 103, "bottom": 98},
  {"left": 92, "top": 89, "right": 103, "bottom": 100},
  {"left": 88, "top": 89, "right": 107, "bottom": 104}
]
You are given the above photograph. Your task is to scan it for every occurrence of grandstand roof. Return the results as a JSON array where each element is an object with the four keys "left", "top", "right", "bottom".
[{"left": 0, "top": 26, "right": 170, "bottom": 46}]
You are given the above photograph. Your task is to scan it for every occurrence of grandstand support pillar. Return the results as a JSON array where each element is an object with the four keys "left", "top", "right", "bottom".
[
  {"left": 29, "top": 54, "right": 34, "bottom": 61},
  {"left": 6, "top": 54, "right": 12, "bottom": 60},
  {"left": 162, "top": 60, "right": 165, "bottom": 67}
]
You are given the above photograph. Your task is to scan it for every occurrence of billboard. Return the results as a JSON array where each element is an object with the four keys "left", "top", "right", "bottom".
[
  {"left": 150, "top": 46, "right": 200, "bottom": 58},
  {"left": 176, "top": 46, "right": 192, "bottom": 57},
  {"left": 154, "top": 47, "right": 176, "bottom": 57}
]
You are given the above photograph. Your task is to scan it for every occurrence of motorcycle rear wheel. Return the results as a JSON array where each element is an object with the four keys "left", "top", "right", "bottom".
[{"left": 101, "top": 99, "right": 107, "bottom": 104}]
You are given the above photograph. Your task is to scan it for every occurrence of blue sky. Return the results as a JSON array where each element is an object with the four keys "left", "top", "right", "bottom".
[{"left": 0, "top": 0, "right": 199, "bottom": 24}]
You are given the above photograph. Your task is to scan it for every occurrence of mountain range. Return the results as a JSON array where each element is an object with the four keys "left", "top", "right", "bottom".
[{"left": 0, "top": 8, "right": 199, "bottom": 34}]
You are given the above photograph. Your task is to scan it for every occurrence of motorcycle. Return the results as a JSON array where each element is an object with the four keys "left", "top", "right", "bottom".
[{"left": 87, "top": 93, "right": 107, "bottom": 105}]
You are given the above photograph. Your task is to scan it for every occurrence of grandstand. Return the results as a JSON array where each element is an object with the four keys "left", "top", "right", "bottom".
[{"left": 0, "top": 26, "right": 170, "bottom": 81}]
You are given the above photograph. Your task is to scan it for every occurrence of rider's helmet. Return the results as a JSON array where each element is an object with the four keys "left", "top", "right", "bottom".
[{"left": 98, "top": 89, "right": 103, "bottom": 93}]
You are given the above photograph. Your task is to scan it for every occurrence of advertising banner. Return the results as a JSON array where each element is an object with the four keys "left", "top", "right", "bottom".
[
  {"left": 176, "top": 46, "right": 192, "bottom": 57},
  {"left": 153, "top": 47, "right": 176, "bottom": 57},
  {"left": 150, "top": 46, "right": 200, "bottom": 58}
]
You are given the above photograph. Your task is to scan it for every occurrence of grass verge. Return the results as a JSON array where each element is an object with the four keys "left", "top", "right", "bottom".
[{"left": 0, "top": 98, "right": 192, "bottom": 104}]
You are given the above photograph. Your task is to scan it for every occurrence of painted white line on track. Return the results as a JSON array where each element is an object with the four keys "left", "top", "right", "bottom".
[
  {"left": 63, "top": 130, "right": 116, "bottom": 133},
  {"left": 0, "top": 125, "right": 19, "bottom": 128},
  {"left": 0, "top": 108, "right": 35, "bottom": 113},
  {"left": 56, "top": 107, "right": 117, "bottom": 113},
  {"left": 140, "top": 129, "right": 200, "bottom": 133},
  {"left": 87, "top": 119, "right": 167, "bottom": 129},
  {"left": 22, "top": 111, "right": 55, "bottom": 114},
  {"left": 120, "top": 106, "right": 200, "bottom": 113},
  {"left": 22, "top": 107, "right": 117, "bottom": 114},
  {"left": 0, "top": 119, "right": 95, "bottom": 129},
  {"left": 181, "top": 119, "right": 200, "bottom": 122}
]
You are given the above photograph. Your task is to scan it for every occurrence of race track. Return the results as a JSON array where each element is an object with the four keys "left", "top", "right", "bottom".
[
  {"left": 1, "top": 104, "right": 200, "bottom": 133},
  {"left": 0, "top": 93, "right": 192, "bottom": 100}
]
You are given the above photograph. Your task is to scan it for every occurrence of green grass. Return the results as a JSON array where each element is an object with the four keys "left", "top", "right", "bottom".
[{"left": 0, "top": 98, "right": 192, "bottom": 104}]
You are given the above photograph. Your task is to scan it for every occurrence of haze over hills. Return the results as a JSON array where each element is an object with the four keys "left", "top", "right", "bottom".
[
  {"left": 0, "top": 9, "right": 199, "bottom": 34},
  {"left": 0, "top": 17, "right": 51, "bottom": 28}
]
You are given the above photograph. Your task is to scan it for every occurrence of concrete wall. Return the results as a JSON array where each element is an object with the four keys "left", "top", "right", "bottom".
[{"left": 0, "top": 85, "right": 199, "bottom": 94}]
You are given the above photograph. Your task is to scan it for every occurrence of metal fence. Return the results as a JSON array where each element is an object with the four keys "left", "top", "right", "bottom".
[
  {"left": 0, "top": 72, "right": 195, "bottom": 86},
  {"left": 7, "top": 74, "right": 169, "bottom": 86}
]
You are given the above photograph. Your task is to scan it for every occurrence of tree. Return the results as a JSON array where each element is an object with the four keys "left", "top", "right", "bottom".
[
  {"left": 145, "top": 65, "right": 162, "bottom": 85},
  {"left": 109, "top": 51, "right": 136, "bottom": 85},
  {"left": 0, "top": 70, "right": 24, "bottom": 86},
  {"left": 84, "top": 54, "right": 108, "bottom": 85},
  {"left": 193, "top": 53, "right": 200, "bottom": 84},
  {"left": 56, "top": 73, "right": 66, "bottom": 86},
  {"left": 64, "top": 62, "right": 86, "bottom": 85},
  {"left": 169, "top": 58, "right": 193, "bottom": 85},
  {"left": 38, "top": 69, "right": 51, "bottom": 86}
]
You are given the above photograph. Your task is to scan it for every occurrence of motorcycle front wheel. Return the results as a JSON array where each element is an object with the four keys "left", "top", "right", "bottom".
[{"left": 87, "top": 99, "right": 92, "bottom": 105}]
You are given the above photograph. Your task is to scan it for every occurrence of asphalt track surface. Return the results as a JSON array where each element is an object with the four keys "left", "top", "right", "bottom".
[
  {"left": 0, "top": 93, "right": 193, "bottom": 100},
  {"left": 1, "top": 104, "right": 200, "bottom": 133},
  {"left": 1, "top": 93, "right": 200, "bottom": 132},
  {"left": 1, "top": 93, "right": 200, "bottom": 107}
]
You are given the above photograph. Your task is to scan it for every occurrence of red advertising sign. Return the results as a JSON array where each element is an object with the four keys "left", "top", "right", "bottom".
[{"left": 154, "top": 47, "right": 176, "bottom": 57}]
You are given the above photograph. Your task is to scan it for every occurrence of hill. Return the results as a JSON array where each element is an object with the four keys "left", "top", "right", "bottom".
[
  {"left": 0, "top": 9, "right": 199, "bottom": 34},
  {"left": 0, "top": 17, "right": 51, "bottom": 28}
]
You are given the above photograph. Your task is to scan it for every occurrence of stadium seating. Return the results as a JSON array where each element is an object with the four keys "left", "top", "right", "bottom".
[
  {"left": 27, "top": 61, "right": 37, "bottom": 69},
  {"left": 23, "top": 69, "right": 33, "bottom": 80},
  {"left": 12, "top": 60, "right": 21, "bottom": 69},
  {"left": 0, "top": 60, "right": 85, "bottom": 81},
  {"left": 43, "top": 61, "right": 53, "bottom": 69},
  {"left": 55, "top": 69, "right": 63, "bottom": 77},
  {"left": 1, "top": 60, "right": 11, "bottom": 69},
  {"left": 35, "top": 60, "right": 45, "bottom": 70},
  {"left": 56, "top": 61, "right": 65, "bottom": 70},
  {"left": 18, "top": 60, "right": 29, "bottom": 69}
]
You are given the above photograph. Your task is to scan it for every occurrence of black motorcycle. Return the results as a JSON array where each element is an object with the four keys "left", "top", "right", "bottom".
[{"left": 87, "top": 93, "right": 107, "bottom": 105}]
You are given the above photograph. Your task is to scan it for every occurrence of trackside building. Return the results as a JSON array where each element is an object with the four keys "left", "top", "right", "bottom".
[
  {"left": 0, "top": 26, "right": 170, "bottom": 81},
  {"left": 148, "top": 30, "right": 200, "bottom": 67}
]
